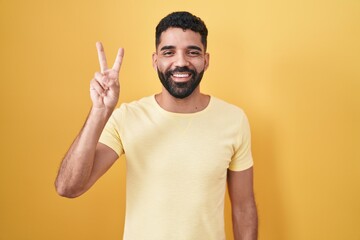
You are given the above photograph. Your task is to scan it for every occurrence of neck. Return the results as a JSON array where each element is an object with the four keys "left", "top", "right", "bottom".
[{"left": 155, "top": 88, "right": 210, "bottom": 113}]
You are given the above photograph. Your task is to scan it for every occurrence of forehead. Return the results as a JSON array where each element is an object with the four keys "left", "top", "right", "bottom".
[{"left": 158, "top": 27, "right": 204, "bottom": 50}]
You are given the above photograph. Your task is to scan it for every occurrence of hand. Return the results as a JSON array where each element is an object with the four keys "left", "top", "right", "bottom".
[{"left": 90, "top": 42, "right": 124, "bottom": 110}]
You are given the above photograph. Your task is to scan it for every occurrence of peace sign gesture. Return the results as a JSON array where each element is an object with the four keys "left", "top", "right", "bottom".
[{"left": 90, "top": 42, "right": 124, "bottom": 110}]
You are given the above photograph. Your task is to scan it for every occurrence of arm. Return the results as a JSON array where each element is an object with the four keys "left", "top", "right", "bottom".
[
  {"left": 55, "top": 42, "right": 124, "bottom": 198},
  {"left": 227, "top": 167, "right": 258, "bottom": 240},
  {"left": 55, "top": 109, "right": 118, "bottom": 198}
]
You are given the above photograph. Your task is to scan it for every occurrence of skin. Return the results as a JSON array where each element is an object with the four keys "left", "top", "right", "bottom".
[
  {"left": 228, "top": 168, "right": 258, "bottom": 240},
  {"left": 152, "top": 27, "right": 210, "bottom": 113},
  {"left": 54, "top": 42, "right": 122, "bottom": 198},
  {"left": 55, "top": 28, "right": 258, "bottom": 239}
]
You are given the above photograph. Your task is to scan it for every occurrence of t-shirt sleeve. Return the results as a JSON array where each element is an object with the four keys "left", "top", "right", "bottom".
[
  {"left": 99, "top": 109, "right": 124, "bottom": 156},
  {"left": 228, "top": 111, "right": 253, "bottom": 171}
]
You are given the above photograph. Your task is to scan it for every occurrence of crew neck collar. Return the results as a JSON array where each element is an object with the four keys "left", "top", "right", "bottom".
[{"left": 150, "top": 95, "right": 213, "bottom": 116}]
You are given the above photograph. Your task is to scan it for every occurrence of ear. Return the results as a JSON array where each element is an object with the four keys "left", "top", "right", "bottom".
[
  {"left": 152, "top": 52, "right": 158, "bottom": 71},
  {"left": 204, "top": 52, "right": 210, "bottom": 71}
]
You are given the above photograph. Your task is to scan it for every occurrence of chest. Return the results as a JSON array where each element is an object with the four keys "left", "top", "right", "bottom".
[{"left": 121, "top": 115, "right": 238, "bottom": 181}]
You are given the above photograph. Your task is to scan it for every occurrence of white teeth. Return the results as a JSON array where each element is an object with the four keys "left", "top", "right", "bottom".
[{"left": 173, "top": 73, "right": 190, "bottom": 78}]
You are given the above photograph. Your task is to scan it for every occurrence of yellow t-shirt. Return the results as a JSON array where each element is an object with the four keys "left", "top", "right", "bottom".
[{"left": 99, "top": 95, "right": 253, "bottom": 240}]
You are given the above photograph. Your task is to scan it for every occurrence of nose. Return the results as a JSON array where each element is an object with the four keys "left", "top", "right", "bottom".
[{"left": 174, "top": 52, "right": 189, "bottom": 67}]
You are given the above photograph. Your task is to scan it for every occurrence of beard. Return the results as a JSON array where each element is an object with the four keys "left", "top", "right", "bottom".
[{"left": 157, "top": 66, "right": 205, "bottom": 99}]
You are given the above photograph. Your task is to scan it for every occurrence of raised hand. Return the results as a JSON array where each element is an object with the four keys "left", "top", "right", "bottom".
[{"left": 90, "top": 42, "right": 124, "bottom": 110}]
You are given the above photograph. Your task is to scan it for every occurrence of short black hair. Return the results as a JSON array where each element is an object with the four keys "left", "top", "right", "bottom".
[{"left": 155, "top": 11, "right": 208, "bottom": 50}]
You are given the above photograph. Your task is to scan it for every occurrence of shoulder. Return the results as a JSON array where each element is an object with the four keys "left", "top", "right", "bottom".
[
  {"left": 210, "top": 96, "right": 247, "bottom": 119},
  {"left": 112, "top": 95, "right": 155, "bottom": 115},
  {"left": 109, "top": 96, "right": 159, "bottom": 125}
]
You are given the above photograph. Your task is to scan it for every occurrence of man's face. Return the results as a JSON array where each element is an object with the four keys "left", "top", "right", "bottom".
[{"left": 153, "top": 28, "right": 209, "bottom": 99}]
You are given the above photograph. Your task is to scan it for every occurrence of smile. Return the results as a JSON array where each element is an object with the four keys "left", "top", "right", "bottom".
[{"left": 171, "top": 72, "right": 192, "bottom": 78}]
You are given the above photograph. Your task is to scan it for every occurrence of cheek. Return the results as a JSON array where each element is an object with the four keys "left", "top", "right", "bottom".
[
  {"left": 156, "top": 60, "right": 171, "bottom": 72},
  {"left": 153, "top": 55, "right": 167, "bottom": 71},
  {"left": 194, "top": 61, "right": 206, "bottom": 72}
]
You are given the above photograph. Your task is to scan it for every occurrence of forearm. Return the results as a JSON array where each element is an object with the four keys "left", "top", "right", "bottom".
[
  {"left": 232, "top": 202, "right": 258, "bottom": 240},
  {"left": 55, "top": 107, "right": 113, "bottom": 198}
]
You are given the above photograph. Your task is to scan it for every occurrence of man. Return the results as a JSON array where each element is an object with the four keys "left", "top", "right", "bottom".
[{"left": 55, "top": 11, "right": 258, "bottom": 240}]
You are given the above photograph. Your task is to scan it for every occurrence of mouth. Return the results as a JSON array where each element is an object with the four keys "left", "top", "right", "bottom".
[{"left": 171, "top": 72, "right": 192, "bottom": 82}]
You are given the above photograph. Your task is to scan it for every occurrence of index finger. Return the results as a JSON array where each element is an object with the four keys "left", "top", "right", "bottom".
[
  {"left": 96, "top": 42, "right": 108, "bottom": 73},
  {"left": 112, "top": 48, "right": 124, "bottom": 73}
]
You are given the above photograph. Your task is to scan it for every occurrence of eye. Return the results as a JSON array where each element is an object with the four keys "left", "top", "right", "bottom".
[
  {"left": 188, "top": 50, "right": 201, "bottom": 56},
  {"left": 162, "top": 51, "right": 174, "bottom": 56}
]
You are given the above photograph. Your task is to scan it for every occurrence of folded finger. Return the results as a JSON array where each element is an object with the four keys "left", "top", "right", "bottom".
[
  {"left": 90, "top": 78, "right": 106, "bottom": 95},
  {"left": 94, "top": 72, "right": 109, "bottom": 89}
]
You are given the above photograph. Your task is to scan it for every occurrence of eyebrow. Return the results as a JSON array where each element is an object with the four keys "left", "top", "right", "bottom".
[
  {"left": 187, "top": 45, "right": 202, "bottom": 51},
  {"left": 160, "top": 45, "right": 175, "bottom": 51},
  {"left": 159, "top": 45, "right": 203, "bottom": 52}
]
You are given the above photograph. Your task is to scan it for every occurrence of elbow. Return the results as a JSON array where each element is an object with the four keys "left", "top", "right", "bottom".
[
  {"left": 54, "top": 181, "right": 84, "bottom": 199},
  {"left": 56, "top": 189, "right": 80, "bottom": 199}
]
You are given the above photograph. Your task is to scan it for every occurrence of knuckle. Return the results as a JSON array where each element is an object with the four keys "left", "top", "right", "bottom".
[{"left": 94, "top": 72, "right": 102, "bottom": 79}]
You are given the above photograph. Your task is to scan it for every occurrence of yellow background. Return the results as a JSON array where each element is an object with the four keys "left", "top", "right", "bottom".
[{"left": 0, "top": 0, "right": 359, "bottom": 239}]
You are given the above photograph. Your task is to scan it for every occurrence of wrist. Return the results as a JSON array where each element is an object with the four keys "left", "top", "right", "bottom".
[{"left": 90, "top": 106, "right": 114, "bottom": 120}]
